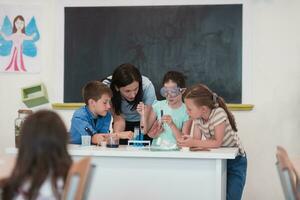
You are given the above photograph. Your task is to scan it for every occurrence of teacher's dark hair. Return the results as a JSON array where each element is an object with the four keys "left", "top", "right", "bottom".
[{"left": 110, "top": 63, "right": 143, "bottom": 115}]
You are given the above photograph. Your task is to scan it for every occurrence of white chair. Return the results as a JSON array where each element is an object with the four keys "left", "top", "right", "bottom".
[{"left": 276, "top": 146, "right": 300, "bottom": 200}]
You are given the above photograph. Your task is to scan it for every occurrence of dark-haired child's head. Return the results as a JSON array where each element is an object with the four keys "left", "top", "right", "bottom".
[
  {"left": 162, "top": 71, "right": 186, "bottom": 88},
  {"left": 160, "top": 71, "right": 186, "bottom": 105},
  {"left": 2, "top": 110, "right": 72, "bottom": 199},
  {"left": 19, "top": 110, "right": 70, "bottom": 164},
  {"left": 82, "top": 81, "right": 112, "bottom": 116}
]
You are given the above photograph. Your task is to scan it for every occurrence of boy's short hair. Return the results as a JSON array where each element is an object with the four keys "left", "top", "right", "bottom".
[{"left": 82, "top": 81, "right": 112, "bottom": 105}]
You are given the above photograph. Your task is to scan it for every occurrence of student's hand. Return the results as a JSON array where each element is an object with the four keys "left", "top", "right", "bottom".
[
  {"left": 161, "top": 115, "right": 175, "bottom": 127},
  {"left": 116, "top": 131, "right": 133, "bottom": 139},
  {"left": 147, "top": 120, "right": 164, "bottom": 138},
  {"left": 136, "top": 102, "right": 145, "bottom": 115},
  {"left": 177, "top": 135, "right": 196, "bottom": 147},
  {"left": 92, "top": 134, "right": 106, "bottom": 145}
]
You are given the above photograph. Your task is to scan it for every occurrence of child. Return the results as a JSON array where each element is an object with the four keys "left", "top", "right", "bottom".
[
  {"left": 1, "top": 110, "right": 72, "bottom": 199},
  {"left": 138, "top": 71, "right": 192, "bottom": 149},
  {"left": 70, "top": 81, "right": 132, "bottom": 145},
  {"left": 178, "top": 83, "right": 247, "bottom": 200}
]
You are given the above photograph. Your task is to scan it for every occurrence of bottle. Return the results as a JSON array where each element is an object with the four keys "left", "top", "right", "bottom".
[{"left": 15, "top": 109, "right": 33, "bottom": 148}]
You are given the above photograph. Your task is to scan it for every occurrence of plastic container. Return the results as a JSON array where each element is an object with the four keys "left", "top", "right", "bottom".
[{"left": 81, "top": 135, "right": 91, "bottom": 146}]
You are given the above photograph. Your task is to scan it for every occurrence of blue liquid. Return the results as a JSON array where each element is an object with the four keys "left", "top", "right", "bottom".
[
  {"left": 139, "top": 133, "right": 144, "bottom": 142},
  {"left": 134, "top": 133, "right": 144, "bottom": 147}
]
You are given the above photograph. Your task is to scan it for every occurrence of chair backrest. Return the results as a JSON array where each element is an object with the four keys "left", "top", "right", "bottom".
[
  {"left": 63, "top": 157, "right": 95, "bottom": 200},
  {"left": 276, "top": 146, "right": 300, "bottom": 200}
]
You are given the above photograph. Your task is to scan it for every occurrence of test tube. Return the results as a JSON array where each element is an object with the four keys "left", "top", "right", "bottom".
[
  {"left": 109, "top": 116, "right": 113, "bottom": 133},
  {"left": 160, "top": 110, "right": 164, "bottom": 124},
  {"left": 140, "top": 103, "right": 145, "bottom": 132}
]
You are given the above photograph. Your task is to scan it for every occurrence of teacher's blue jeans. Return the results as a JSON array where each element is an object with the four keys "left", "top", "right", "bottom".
[{"left": 227, "top": 154, "right": 247, "bottom": 200}]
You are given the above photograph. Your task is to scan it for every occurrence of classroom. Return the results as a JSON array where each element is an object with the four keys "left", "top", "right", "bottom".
[{"left": 0, "top": 0, "right": 300, "bottom": 199}]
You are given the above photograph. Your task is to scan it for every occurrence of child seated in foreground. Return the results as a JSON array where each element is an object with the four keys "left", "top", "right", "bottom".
[{"left": 1, "top": 110, "right": 72, "bottom": 199}]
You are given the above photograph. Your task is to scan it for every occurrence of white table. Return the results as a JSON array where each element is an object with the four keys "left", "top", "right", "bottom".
[{"left": 6, "top": 145, "right": 238, "bottom": 200}]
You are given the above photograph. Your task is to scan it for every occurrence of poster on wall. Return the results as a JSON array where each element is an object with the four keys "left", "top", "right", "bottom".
[{"left": 0, "top": 5, "right": 41, "bottom": 73}]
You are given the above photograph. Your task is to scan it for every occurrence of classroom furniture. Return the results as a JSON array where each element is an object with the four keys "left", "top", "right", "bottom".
[
  {"left": 21, "top": 83, "right": 49, "bottom": 108},
  {"left": 7, "top": 145, "right": 238, "bottom": 200},
  {"left": 276, "top": 146, "right": 300, "bottom": 200},
  {"left": 63, "top": 157, "right": 95, "bottom": 200}
]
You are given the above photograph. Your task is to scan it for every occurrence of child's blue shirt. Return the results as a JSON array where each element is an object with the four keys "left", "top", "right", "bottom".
[{"left": 70, "top": 106, "right": 112, "bottom": 144}]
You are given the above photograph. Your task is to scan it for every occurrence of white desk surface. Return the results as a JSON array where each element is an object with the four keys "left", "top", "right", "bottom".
[
  {"left": 6, "top": 145, "right": 238, "bottom": 159},
  {"left": 5, "top": 145, "right": 237, "bottom": 200}
]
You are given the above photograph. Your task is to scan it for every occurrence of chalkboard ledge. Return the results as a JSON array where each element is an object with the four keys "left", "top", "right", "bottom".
[{"left": 52, "top": 103, "right": 254, "bottom": 111}]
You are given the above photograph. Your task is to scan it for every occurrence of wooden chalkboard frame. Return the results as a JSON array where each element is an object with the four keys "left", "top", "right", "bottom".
[{"left": 56, "top": 0, "right": 252, "bottom": 107}]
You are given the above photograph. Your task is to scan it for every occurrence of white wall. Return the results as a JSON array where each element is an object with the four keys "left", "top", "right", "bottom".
[{"left": 1, "top": 0, "right": 300, "bottom": 199}]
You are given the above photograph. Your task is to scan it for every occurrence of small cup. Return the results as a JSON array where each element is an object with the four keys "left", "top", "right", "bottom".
[
  {"left": 81, "top": 135, "right": 91, "bottom": 146},
  {"left": 100, "top": 141, "right": 107, "bottom": 148}
]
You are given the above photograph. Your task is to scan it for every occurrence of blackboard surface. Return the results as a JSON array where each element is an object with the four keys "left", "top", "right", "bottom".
[{"left": 64, "top": 4, "right": 242, "bottom": 103}]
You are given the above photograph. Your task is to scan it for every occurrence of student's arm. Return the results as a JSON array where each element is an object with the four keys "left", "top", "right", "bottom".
[
  {"left": 182, "top": 119, "right": 193, "bottom": 136},
  {"left": 70, "top": 116, "right": 96, "bottom": 144},
  {"left": 163, "top": 117, "right": 192, "bottom": 140},
  {"left": 91, "top": 134, "right": 107, "bottom": 145},
  {"left": 192, "top": 123, "right": 202, "bottom": 140},
  {"left": 178, "top": 122, "right": 226, "bottom": 148}
]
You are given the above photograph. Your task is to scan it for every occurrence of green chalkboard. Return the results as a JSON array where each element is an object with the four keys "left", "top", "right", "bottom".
[{"left": 64, "top": 4, "right": 242, "bottom": 103}]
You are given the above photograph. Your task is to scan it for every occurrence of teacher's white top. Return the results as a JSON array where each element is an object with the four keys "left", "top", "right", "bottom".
[{"left": 6, "top": 145, "right": 238, "bottom": 160}]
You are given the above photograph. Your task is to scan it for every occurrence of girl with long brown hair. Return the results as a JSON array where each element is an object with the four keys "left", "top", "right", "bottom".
[
  {"left": 178, "top": 84, "right": 247, "bottom": 200},
  {"left": 1, "top": 110, "right": 72, "bottom": 200}
]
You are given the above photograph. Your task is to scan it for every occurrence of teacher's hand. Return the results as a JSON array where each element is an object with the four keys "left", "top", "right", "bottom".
[
  {"left": 116, "top": 131, "right": 133, "bottom": 139},
  {"left": 147, "top": 120, "right": 164, "bottom": 138},
  {"left": 136, "top": 102, "right": 145, "bottom": 115}
]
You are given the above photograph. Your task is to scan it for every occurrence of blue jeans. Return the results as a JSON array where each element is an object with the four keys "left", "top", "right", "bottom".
[{"left": 227, "top": 154, "right": 247, "bottom": 200}]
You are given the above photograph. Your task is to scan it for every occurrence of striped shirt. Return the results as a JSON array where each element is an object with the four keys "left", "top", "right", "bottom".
[{"left": 193, "top": 107, "right": 245, "bottom": 155}]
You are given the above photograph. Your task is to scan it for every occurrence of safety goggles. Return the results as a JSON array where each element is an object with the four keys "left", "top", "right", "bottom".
[{"left": 160, "top": 87, "right": 184, "bottom": 98}]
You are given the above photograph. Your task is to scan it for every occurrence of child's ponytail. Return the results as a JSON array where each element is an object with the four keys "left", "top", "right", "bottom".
[
  {"left": 184, "top": 84, "right": 237, "bottom": 132},
  {"left": 215, "top": 94, "right": 238, "bottom": 132}
]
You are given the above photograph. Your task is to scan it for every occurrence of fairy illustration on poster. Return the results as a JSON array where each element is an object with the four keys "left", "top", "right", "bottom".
[{"left": 0, "top": 14, "right": 40, "bottom": 73}]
